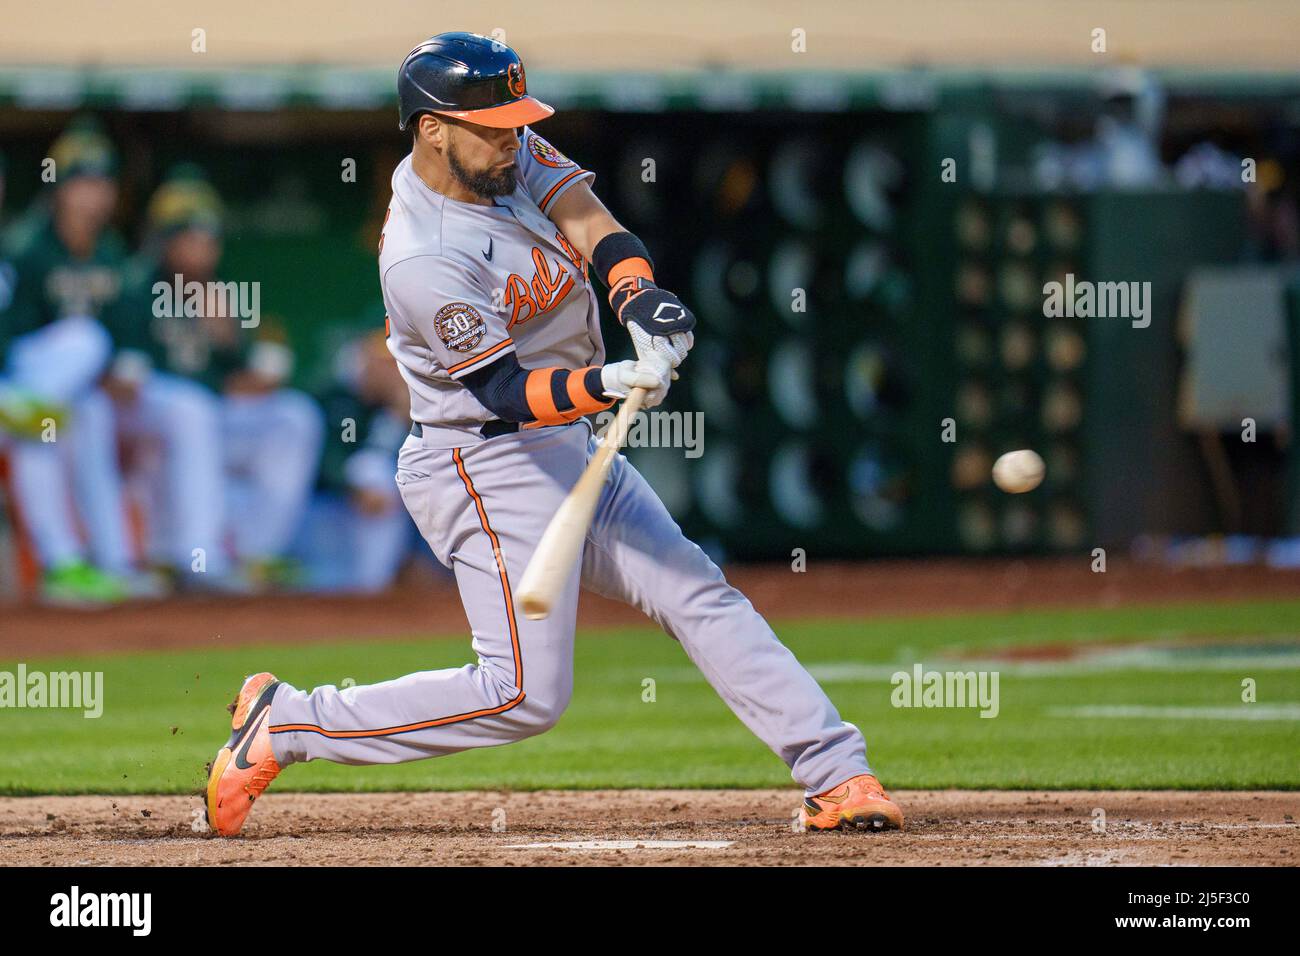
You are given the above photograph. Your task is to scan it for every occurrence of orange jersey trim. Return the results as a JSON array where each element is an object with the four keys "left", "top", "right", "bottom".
[
  {"left": 269, "top": 449, "right": 525, "bottom": 739},
  {"left": 447, "top": 338, "right": 513, "bottom": 376},
  {"left": 539, "top": 169, "right": 587, "bottom": 213}
]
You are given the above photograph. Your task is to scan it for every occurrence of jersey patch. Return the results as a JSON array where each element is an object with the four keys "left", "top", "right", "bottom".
[
  {"left": 528, "top": 133, "right": 576, "bottom": 169},
  {"left": 434, "top": 302, "right": 488, "bottom": 353}
]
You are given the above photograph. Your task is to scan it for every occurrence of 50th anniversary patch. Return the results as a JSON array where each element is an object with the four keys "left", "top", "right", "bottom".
[{"left": 434, "top": 301, "right": 487, "bottom": 352}]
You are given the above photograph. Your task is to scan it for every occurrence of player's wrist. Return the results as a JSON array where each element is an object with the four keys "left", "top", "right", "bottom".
[
  {"left": 601, "top": 358, "right": 671, "bottom": 406},
  {"left": 593, "top": 231, "right": 656, "bottom": 317}
]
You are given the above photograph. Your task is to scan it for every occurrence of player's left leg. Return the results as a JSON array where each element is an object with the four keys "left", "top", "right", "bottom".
[
  {"left": 207, "top": 423, "right": 593, "bottom": 836},
  {"left": 579, "top": 438, "right": 902, "bottom": 829},
  {"left": 66, "top": 389, "right": 135, "bottom": 577},
  {"left": 5, "top": 390, "right": 137, "bottom": 604},
  {"left": 267, "top": 422, "right": 590, "bottom": 768},
  {"left": 7, "top": 439, "right": 97, "bottom": 588},
  {"left": 2, "top": 318, "right": 137, "bottom": 602},
  {"left": 206, "top": 423, "right": 586, "bottom": 835},
  {"left": 124, "top": 373, "right": 231, "bottom": 581}
]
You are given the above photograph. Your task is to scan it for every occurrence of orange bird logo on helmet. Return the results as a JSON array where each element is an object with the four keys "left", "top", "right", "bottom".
[{"left": 507, "top": 62, "right": 526, "bottom": 98}]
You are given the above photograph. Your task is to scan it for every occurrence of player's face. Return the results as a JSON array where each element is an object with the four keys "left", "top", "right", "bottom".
[
  {"left": 54, "top": 175, "right": 118, "bottom": 233},
  {"left": 165, "top": 228, "right": 222, "bottom": 280},
  {"left": 445, "top": 120, "right": 520, "bottom": 199}
]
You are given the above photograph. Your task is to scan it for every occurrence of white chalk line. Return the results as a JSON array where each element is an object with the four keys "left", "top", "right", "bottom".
[
  {"left": 1047, "top": 704, "right": 1300, "bottom": 721},
  {"left": 503, "top": 839, "right": 734, "bottom": 851},
  {"left": 633, "top": 648, "right": 1300, "bottom": 685}
]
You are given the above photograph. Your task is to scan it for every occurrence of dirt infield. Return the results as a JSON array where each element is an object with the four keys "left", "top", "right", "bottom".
[
  {"left": 2, "top": 790, "right": 1295, "bottom": 866},
  {"left": 6, "top": 558, "right": 1300, "bottom": 658}
]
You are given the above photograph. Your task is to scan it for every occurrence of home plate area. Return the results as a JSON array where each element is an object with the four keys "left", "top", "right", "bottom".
[{"left": 1, "top": 789, "right": 1295, "bottom": 867}]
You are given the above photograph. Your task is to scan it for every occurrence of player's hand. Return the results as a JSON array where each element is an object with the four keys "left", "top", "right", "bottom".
[
  {"left": 600, "top": 356, "right": 671, "bottom": 409},
  {"left": 609, "top": 277, "right": 695, "bottom": 370},
  {"left": 627, "top": 319, "right": 693, "bottom": 373}
]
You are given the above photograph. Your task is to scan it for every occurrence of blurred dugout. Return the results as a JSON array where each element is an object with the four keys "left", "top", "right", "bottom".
[
  {"left": 0, "top": 120, "right": 329, "bottom": 604},
  {"left": 2, "top": 9, "right": 1300, "bottom": 597}
]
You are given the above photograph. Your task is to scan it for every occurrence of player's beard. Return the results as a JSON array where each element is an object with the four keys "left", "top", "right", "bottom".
[{"left": 447, "top": 139, "right": 516, "bottom": 199}]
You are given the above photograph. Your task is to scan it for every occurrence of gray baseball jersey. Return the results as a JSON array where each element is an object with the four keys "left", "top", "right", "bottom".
[
  {"left": 266, "top": 130, "right": 876, "bottom": 796},
  {"left": 380, "top": 128, "right": 602, "bottom": 429}
]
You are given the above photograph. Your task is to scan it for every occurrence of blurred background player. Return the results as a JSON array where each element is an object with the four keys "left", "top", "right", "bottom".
[
  {"left": 107, "top": 165, "right": 325, "bottom": 592},
  {"left": 0, "top": 149, "right": 13, "bottom": 313},
  {"left": 104, "top": 165, "right": 236, "bottom": 592},
  {"left": 294, "top": 330, "right": 423, "bottom": 593},
  {"left": 0, "top": 118, "right": 140, "bottom": 604}
]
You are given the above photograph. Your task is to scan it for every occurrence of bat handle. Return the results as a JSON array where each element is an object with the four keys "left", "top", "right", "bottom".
[{"left": 601, "top": 386, "right": 646, "bottom": 447}]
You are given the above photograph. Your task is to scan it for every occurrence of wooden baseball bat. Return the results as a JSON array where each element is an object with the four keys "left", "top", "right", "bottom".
[{"left": 515, "top": 386, "right": 647, "bottom": 620}]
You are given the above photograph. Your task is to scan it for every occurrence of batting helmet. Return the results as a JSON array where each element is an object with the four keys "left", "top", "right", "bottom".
[{"left": 397, "top": 32, "right": 554, "bottom": 132}]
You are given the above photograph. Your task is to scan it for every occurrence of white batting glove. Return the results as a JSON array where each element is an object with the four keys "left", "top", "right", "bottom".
[
  {"left": 600, "top": 355, "right": 672, "bottom": 409},
  {"left": 627, "top": 320, "right": 693, "bottom": 371}
]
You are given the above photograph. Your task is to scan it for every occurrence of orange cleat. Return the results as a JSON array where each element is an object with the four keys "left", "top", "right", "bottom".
[
  {"left": 206, "top": 672, "right": 282, "bottom": 837},
  {"left": 799, "top": 773, "right": 904, "bottom": 832}
]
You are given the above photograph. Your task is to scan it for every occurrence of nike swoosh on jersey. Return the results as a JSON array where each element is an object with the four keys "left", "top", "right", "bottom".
[{"left": 482, "top": 238, "right": 494, "bottom": 261}]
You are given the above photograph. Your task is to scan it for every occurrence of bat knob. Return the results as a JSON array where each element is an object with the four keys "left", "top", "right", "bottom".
[{"left": 518, "top": 594, "right": 551, "bottom": 620}]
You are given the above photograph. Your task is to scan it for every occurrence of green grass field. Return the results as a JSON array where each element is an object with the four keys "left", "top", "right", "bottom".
[{"left": 2, "top": 599, "right": 1298, "bottom": 794}]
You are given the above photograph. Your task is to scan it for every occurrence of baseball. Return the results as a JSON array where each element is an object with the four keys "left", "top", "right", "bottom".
[{"left": 992, "top": 449, "right": 1045, "bottom": 494}]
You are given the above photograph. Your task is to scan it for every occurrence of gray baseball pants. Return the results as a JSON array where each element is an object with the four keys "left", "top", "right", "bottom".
[{"left": 268, "top": 418, "right": 872, "bottom": 794}]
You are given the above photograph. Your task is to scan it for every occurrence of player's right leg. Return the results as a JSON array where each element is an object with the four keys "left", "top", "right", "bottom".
[
  {"left": 246, "top": 421, "right": 592, "bottom": 771},
  {"left": 579, "top": 439, "right": 903, "bottom": 831}
]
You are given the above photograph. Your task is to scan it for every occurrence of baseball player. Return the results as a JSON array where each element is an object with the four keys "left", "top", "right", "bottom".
[
  {"left": 105, "top": 166, "right": 233, "bottom": 590},
  {"left": 107, "top": 165, "right": 324, "bottom": 592},
  {"left": 207, "top": 32, "right": 903, "bottom": 837},
  {"left": 0, "top": 119, "right": 140, "bottom": 604}
]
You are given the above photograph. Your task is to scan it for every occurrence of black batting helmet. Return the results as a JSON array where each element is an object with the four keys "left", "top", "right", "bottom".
[{"left": 397, "top": 32, "right": 554, "bottom": 132}]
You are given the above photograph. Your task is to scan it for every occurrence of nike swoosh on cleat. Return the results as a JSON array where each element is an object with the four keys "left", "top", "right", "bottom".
[{"left": 233, "top": 709, "right": 270, "bottom": 770}]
